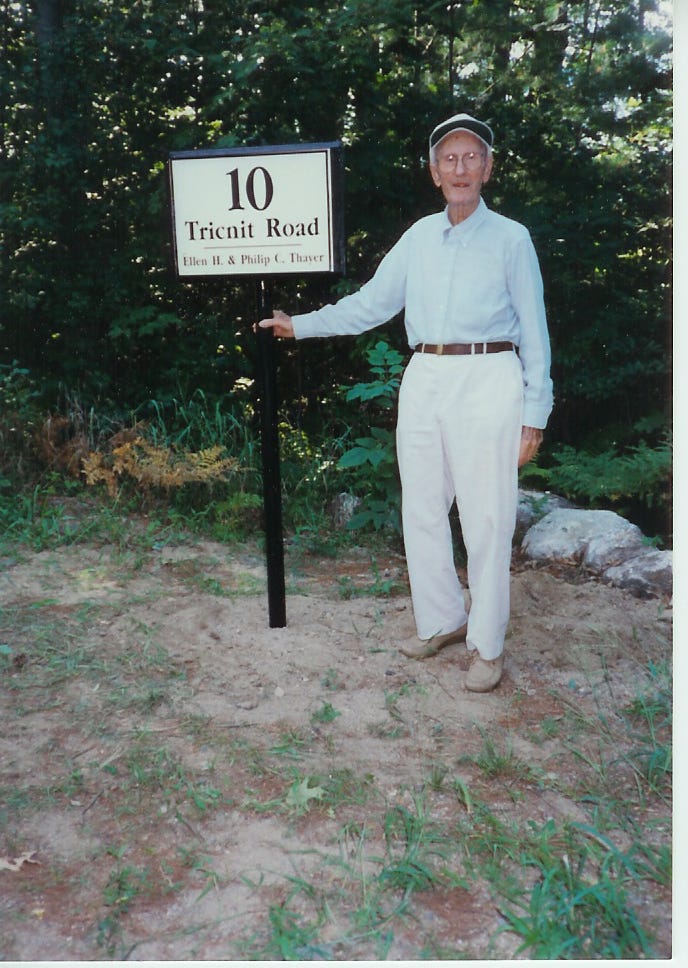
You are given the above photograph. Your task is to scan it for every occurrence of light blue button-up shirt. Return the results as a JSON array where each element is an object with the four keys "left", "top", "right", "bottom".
[{"left": 292, "top": 197, "right": 553, "bottom": 428}]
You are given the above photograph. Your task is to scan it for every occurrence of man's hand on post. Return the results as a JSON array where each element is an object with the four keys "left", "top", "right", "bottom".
[
  {"left": 518, "top": 425, "right": 543, "bottom": 468},
  {"left": 255, "top": 310, "right": 295, "bottom": 339}
]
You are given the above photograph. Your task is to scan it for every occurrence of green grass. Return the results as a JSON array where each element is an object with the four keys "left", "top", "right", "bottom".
[
  {"left": 121, "top": 743, "right": 223, "bottom": 813},
  {"left": 0, "top": 398, "right": 671, "bottom": 960},
  {"left": 311, "top": 701, "right": 341, "bottom": 725},
  {"left": 497, "top": 820, "right": 655, "bottom": 958},
  {"left": 0, "top": 504, "right": 672, "bottom": 960},
  {"left": 97, "top": 862, "right": 153, "bottom": 957},
  {"left": 336, "top": 560, "right": 405, "bottom": 599}
]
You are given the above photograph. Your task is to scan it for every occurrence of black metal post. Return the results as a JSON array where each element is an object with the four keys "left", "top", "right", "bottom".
[{"left": 255, "top": 279, "right": 287, "bottom": 627}]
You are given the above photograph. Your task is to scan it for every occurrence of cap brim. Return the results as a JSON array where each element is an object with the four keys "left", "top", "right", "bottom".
[{"left": 430, "top": 118, "right": 492, "bottom": 150}]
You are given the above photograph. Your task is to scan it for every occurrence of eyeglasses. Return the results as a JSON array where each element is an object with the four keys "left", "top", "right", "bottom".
[{"left": 436, "top": 151, "right": 486, "bottom": 172}]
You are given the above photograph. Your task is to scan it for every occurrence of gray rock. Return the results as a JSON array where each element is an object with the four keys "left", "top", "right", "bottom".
[
  {"left": 582, "top": 524, "right": 646, "bottom": 572},
  {"left": 515, "top": 488, "right": 577, "bottom": 541},
  {"left": 330, "top": 492, "right": 362, "bottom": 529},
  {"left": 603, "top": 549, "right": 673, "bottom": 598},
  {"left": 522, "top": 508, "right": 641, "bottom": 563},
  {"left": 520, "top": 505, "right": 672, "bottom": 598}
]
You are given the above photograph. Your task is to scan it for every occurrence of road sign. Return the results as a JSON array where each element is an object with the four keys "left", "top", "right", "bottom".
[
  {"left": 168, "top": 143, "right": 345, "bottom": 627},
  {"left": 168, "top": 143, "right": 345, "bottom": 277}
]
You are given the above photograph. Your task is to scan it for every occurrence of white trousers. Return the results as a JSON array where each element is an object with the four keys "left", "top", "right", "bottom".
[{"left": 396, "top": 350, "right": 523, "bottom": 660}]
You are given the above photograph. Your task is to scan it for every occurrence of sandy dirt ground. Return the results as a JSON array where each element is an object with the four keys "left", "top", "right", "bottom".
[{"left": 0, "top": 534, "right": 673, "bottom": 960}]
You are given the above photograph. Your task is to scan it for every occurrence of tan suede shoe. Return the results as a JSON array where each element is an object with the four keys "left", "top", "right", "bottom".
[
  {"left": 400, "top": 623, "right": 468, "bottom": 660},
  {"left": 465, "top": 653, "right": 504, "bottom": 692}
]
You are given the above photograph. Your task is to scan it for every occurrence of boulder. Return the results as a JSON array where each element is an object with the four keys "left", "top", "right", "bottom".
[
  {"left": 521, "top": 506, "right": 671, "bottom": 598},
  {"left": 581, "top": 525, "right": 647, "bottom": 572},
  {"left": 522, "top": 508, "right": 643, "bottom": 565},
  {"left": 603, "top": 549, "right": 673, "bottom": 598},
  {"left": 515, "top": 488, "right": 577, "bottom": 541},
  {"left": 330, "top": 492, "right": 362, "bottom": 529}
]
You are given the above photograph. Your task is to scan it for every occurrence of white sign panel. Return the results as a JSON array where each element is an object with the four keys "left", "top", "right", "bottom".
[{"left": 168, "top": 143, "right": 344, "bottom": 277}]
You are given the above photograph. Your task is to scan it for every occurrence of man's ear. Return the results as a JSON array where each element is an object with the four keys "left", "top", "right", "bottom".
[
  {"left": 482, "top": 153, "right": 494, "bottom": 185},
  {"left": 429, "top": 162, "right": 441, "bottom": 187}
]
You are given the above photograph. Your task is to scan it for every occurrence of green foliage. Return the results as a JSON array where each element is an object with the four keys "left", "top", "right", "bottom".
[
  {"left": 97, "top": 863, "right": 151, "bottom": 956},
  {"left": 620, "top": 660, "right": 672, "bottom": 797},
  {"left": 246, "top": 894, "right": 328, "bottom": 960},
  {"left": 552, "top": 439, "right": 671, "bottom": 509},
  {"left": 344, "top": 339, "right": 404, "bottom": 409},
  {"left": 337, "top": 340, "right": 403, "bottom": 532},
  {"left": 499, "top": 839, "right": 652, "bottom": 959},
  {"left": 522, "top": 434, "right": 671, "bottom": 513},
  {"left": 0, "top": 363, "right": 42, "bottom": 485},
  {"left": 378, "top": 798, "right": 455, "bottom": 897},
  {"left": 456, "top": 806, "right": 659, "bottom": 959},
  {"left": 311, "top": 701, "right": 342, "bottom": 725},
  {"left": 0, "top": 0, "right": 671, "bottom": 461}
]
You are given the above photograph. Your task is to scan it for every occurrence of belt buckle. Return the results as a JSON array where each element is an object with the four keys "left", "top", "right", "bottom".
[{"left": 435, "top": 344, "right": 444, "bottom": 356}]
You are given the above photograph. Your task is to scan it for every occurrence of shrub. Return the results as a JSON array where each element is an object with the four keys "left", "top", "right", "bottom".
[{"left": 336, "top": 340, "right": 403, "bottom": 533}]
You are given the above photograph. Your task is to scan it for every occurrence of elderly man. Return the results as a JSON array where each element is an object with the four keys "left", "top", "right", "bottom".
[{"left": 258, "top": 112, "right": 553, "bottom": 692}]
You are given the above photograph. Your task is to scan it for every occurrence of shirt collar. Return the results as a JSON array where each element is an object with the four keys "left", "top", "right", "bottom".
[{"left": 441, "top": 197, "right": 489, "bottom": 241}]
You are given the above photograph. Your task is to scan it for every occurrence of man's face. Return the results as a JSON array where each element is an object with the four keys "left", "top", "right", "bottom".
[{"left": 429, "top": 130, "right": 493, "bottom": 220}]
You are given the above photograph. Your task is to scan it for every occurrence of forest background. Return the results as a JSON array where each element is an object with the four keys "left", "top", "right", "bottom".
[{"left": 0, "top": 0, "right": 673, "bottom": 545}]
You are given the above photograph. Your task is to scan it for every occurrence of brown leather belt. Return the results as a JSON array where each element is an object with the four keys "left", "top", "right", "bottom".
[{"left": 415, "top": 341, "right": 516, "bottom": 355}]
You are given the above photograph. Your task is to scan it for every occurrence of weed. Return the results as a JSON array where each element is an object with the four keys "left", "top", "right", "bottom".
[
  {"left": 268, "top": 730, "right": 308, "bottom": 760},
  {"left": 453, "top": 798, "right": 661, "bottom": 960},
  {"left": 177, "top": 849, "right": 224, "bottom": 899},
  {"left": 321, "top": 667, "right": 342, "bottom": 690},
  {"left": 628, "top": 839, "right": 672, "bottom": 887},
  {"left": 535, "top": 715, "right": 564, "bottom": 740},
  {"left": 122, "top": 744, "right": 222, "bottom": 813},
  {"left": 618, "top": 661, "right": 672, "bottom": 798},
  {"left": 250, "top": 900, "right": 328, "bottom": 959},
  {"left": 311, "top": 701, "right": 341, "bottom": 725},
  {"left": 499, "top": 847, "right": 653, "bottom": 958},
  {"left": 383, "top": 683, "right": 417, "bottom": 723},
  {"left": 427, "top": 763, "right": 448, "bottom": 791},
  {"left": 236, "top": 876, "right": 330, "bottom": 959},
  {"left": 471, "top": 727, "right": 524, "bottom": 779},
  {"left": 97, "top": 863, "right": 150, "bottom": 957},
  {"left": 367, "top": 721, "right": 406, "bottom": 739},
  {"left": 336, "top": 559, "right": 404, "bottom": 599},
  {"left": 337, "top": 575, "right": 357, "bottom": 599},
  {"left": 230, "top": 738, "right": 268, "bottom": 777},
  {"left": 451, "top": 777, "right": 473, "bottom": 814},
  {"left": 377, "top": 798, "right": 453, "bottom": 897},
  {"left": 320, "top": 768, "right": 377, "bottom": 809}
]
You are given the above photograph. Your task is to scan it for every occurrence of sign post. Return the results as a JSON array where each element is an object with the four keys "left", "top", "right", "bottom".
[
  {"left": 255, "top": 279, "right": 286, "bottom": 628},
  {"left": 168, "top": 142, "right": 345, "bottom": 627}
]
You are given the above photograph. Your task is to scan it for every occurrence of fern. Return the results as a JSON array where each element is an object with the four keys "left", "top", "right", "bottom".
[
  {"left": 531, "top": 438, "right": 671, "bottom": 510},
  {"left": 82, "top": 436, "right": 237, "bottom": 496}
]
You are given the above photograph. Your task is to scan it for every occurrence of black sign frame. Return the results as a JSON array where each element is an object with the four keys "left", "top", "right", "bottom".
[{"left": 168, "top": 142, "right": 345, "bottom": 279}]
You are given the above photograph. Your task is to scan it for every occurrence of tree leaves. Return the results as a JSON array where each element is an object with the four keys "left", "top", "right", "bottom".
[
  {"left": 0, "top": 0, "right": 672, "bottom": 447},
  {"left": 285, "top": 777, "right": 325, "bottom": 814},
  {"left": 0, "top": 850, "right": 39, "bottom": 872}
]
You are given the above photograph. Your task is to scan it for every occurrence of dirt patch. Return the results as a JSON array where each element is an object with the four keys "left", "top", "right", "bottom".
[{"left": 0, "top": 535, "right": 672, "bottom": 960}]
